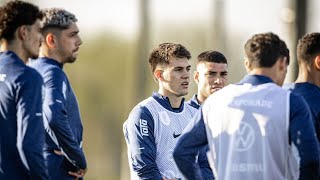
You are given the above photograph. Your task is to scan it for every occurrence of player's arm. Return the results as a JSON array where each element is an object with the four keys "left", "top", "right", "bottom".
[
  {"left": 316, "top": 113, "right": 320, "bottom": 141},
  {"left": 289, "top": 93, "right": 320, "bottom": 180},
  {"left": 16, "top": 70, "right": 48, "bottom": 179},
  {"left": 123, "top": 106, "right": 162, "bottom": 179},
  {"left": 197, "top": 145, "right": 214, "bottom": 180},
  {"left": 173, "top": 110, "right": 208, "bottom": 180},
  {"left": 43, "top": 69, "right": 86, "bottom": 170}
]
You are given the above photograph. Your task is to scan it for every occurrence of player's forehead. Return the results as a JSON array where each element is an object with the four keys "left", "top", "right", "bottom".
[
  {"left": 167, "top": 57, "right": 190, "bottom": 68},
  {"left": 62, "top": 22, "right": 79, "bottom": 33},
  {"left": 197, "top": 61, "right": 227, "bottom": 72}
]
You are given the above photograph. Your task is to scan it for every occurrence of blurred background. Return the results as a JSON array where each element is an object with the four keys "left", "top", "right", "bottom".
[{"left": 1, "top": 0, "right": 319, "bottom": 179}]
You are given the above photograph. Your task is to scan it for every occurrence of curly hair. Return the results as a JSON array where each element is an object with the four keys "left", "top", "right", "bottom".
[
  {"left": 197, "top": 50, "right": 227, "bottom": 65},
  {"left": 297, "top": 32, "right": 320, "bottom": 64},
  {"left": 148, "top": 43, "right": 191, "bottom": 73},
  {"left": 0, "top": 0, "right": 42, "bottom": 41},
  {"left": 245, "top": 32, "right": 289, "bottom": 68},
  {"left": 41, "top": 8, "right": 77, "bottom": 31}
]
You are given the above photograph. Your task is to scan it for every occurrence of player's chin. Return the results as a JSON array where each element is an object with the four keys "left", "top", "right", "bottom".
[
  {"left": 210, "top": 88, "right": 222, "bottom": 93},
  {"left": 29, "top": 51, "right": 39, "bottom": 59},
  {"left": 67, "top": 56, "right": 77, "bottom": 63},
  {"left": 178, "top": 89, "right": 188, "bottom": 96}
]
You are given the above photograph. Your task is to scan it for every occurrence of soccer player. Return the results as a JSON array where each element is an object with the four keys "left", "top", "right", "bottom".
[
  {"left": 123, "top": 43, "right": 213, "bottom": 179},
  {"left": 188, "top": 50, "right": 228, "bottom": 108},
  {"left": 28, "top": 8, "right": 87, "bottom": 179},
  {"left": 186, "top": 50, "right": 228, "bottom": 178},
  {"left": 0, "top": 1, "right": 48, "bottom": 179},
  {"left": 173, "top": 32, "right": 320, "bottom": 179},
  {"left": 285, "top": 32, "right": 320, "bottom": 141}
]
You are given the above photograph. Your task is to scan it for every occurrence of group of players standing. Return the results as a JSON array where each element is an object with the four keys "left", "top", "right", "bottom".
[
  {"left": 123, "top": 32, "right": 320, "bottom": 179},
  {"left": 0, "top": 1, "right": 87, "bottom": 179},
  {"left": 0, "top": 0, "right": 319, "bottom": 180}
]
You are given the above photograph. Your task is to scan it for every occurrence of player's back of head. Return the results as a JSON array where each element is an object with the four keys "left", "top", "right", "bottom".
[
  {"left": 244, "top": 32, "right": 289, "bottom": 68},
  {"left": 297, "top": 32, "right": 320, "bottom": 65}
]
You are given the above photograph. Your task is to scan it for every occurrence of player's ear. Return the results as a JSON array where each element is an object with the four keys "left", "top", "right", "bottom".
[
  {"left": 194, "top": 71, "right": 199, "bottom": 84},
  {"left": 45, "top": 33, "right": 56, "bottom": 48},
  {"left": 244, "top": 58, "right": 251, "bottom": 72},
  {"left": 278, "top": 57, "right": 288, "bottom": 71},
  {"left": 154, "top": 69, "right": 163, "bottom": 81},
  {"left": 17, "top": 25, "right": 28, "bottom": 40},
  {"left": 315, "top": 55, "right": 320, "bottom": 70}
]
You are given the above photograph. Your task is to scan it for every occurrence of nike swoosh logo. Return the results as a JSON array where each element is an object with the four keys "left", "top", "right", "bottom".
[{"left": 173, "top": 133, "right": 181, "bottom": 138}]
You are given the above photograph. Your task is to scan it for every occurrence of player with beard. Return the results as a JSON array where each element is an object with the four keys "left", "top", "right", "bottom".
[
  {"left": 28, "top": 8, "right": 87, "bottom": 179},
  {"left": 0, "top": 1, "right": 48, "bottom": 179},
  {"left": 123, "top": 43, "right": 213, "bottom": 179}
]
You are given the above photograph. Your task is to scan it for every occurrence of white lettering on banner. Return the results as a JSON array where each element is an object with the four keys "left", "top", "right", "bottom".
[
  {"left": 140, "top": 119, "right": 149, "bottom": 136},
  {"left": 232, "top": 163, "right": 264, "bottom": 172}
]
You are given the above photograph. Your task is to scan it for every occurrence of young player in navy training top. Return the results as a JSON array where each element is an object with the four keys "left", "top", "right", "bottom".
[
  {"left": 173, "top": 32, "right": 320, "bottom": 180},
  {"left": 28, "top": 8, "right": 87, "bottom": 180},
  {"left": 123, "top": 43, "right": 213, "bottom": 179},
  {"left": 187, "top": 50, "right": 228, "bottom": 108},
  {"left": 186, "top": 50, "right": 228, "bottom": 179},
  {"left": 285, "top": 32, "right": 320, "bottom": 142},
  {"left": 0, "top": 1, "right": 48, "bottom": 179}
]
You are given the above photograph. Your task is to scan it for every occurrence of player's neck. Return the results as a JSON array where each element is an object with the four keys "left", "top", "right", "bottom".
[
  {"left": 1, "top": 40, "right": 28, "bottom": 63},
  {"left": 158, "top": 90, "right": 183, "bottom": 108},
  {"left": 196, "top": 93, "right": 205, "bottom": 105},
  {"left": 296, "top": 65, "right": 320, "bottom": 87},
  {"left": 39, "top": 48, "right": 64, "bottom": 64},
  {"left": 249, "top": 68, "right": 277, "bottom": 83}
]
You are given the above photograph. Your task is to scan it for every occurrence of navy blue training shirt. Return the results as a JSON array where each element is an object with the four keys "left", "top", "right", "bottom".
[
  {"left": 186, "top": 94, "right": 214, "bottom": 179},
  {"left": 29, "top": 57, "right": 87, "bottom": 171},
  {"left": 285, "top": 82, "right": 320, "bottom": 142},
  {"left": 0, "top": 51, "right": 48, "bottom": 179}
]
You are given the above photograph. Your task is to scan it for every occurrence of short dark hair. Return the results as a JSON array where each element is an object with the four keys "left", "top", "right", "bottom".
[
  {"left": 41, "top": 8, "right": 77, "bottom": 32},
  {"left": 197, "top": 50, "right": 227, "bottom": 65},
  {"left": 297, "top": 32, "right": 320, "bottom": 64},
  {"left": 149, "top": 43, "right": 191, "bottom": 73},
  {"left": 0, "top": 0, "right": 42, "bottom": 41},
  {"left": 245, "top": 32, "right": 289, "bottom": 68}
]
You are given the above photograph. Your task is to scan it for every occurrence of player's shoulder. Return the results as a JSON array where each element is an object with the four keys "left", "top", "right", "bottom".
[
  {"left": 30, "top": 59, "right": 66, "bottom": 78},
  {"left": 125, "top": 97, "right": 154, "bottom": 124},
  {"left": 43, "top": 64, "right": 65, "bottom": 77},
  {"left": 15, "top": 65, "right": 43, "bottom": 85},
  {"left": 185, "top": 95, "right": 200, "bottom": 110},
  {"left": 289, "top": 91, "right": 306, "bottom": 103},
  {"left": 283, "top": 82, "right": 295, "bottom": 91},
  {"left": 184, "top": 101, "right": 199, "bottom": 114}
]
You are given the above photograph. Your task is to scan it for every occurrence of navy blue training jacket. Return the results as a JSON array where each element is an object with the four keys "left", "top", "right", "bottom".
[
  {"left": 0, "top": 51, "right": 48, "bottom": 179},
  {"left": 29, "top": 57, "right": 87, "bottom": 172}
]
